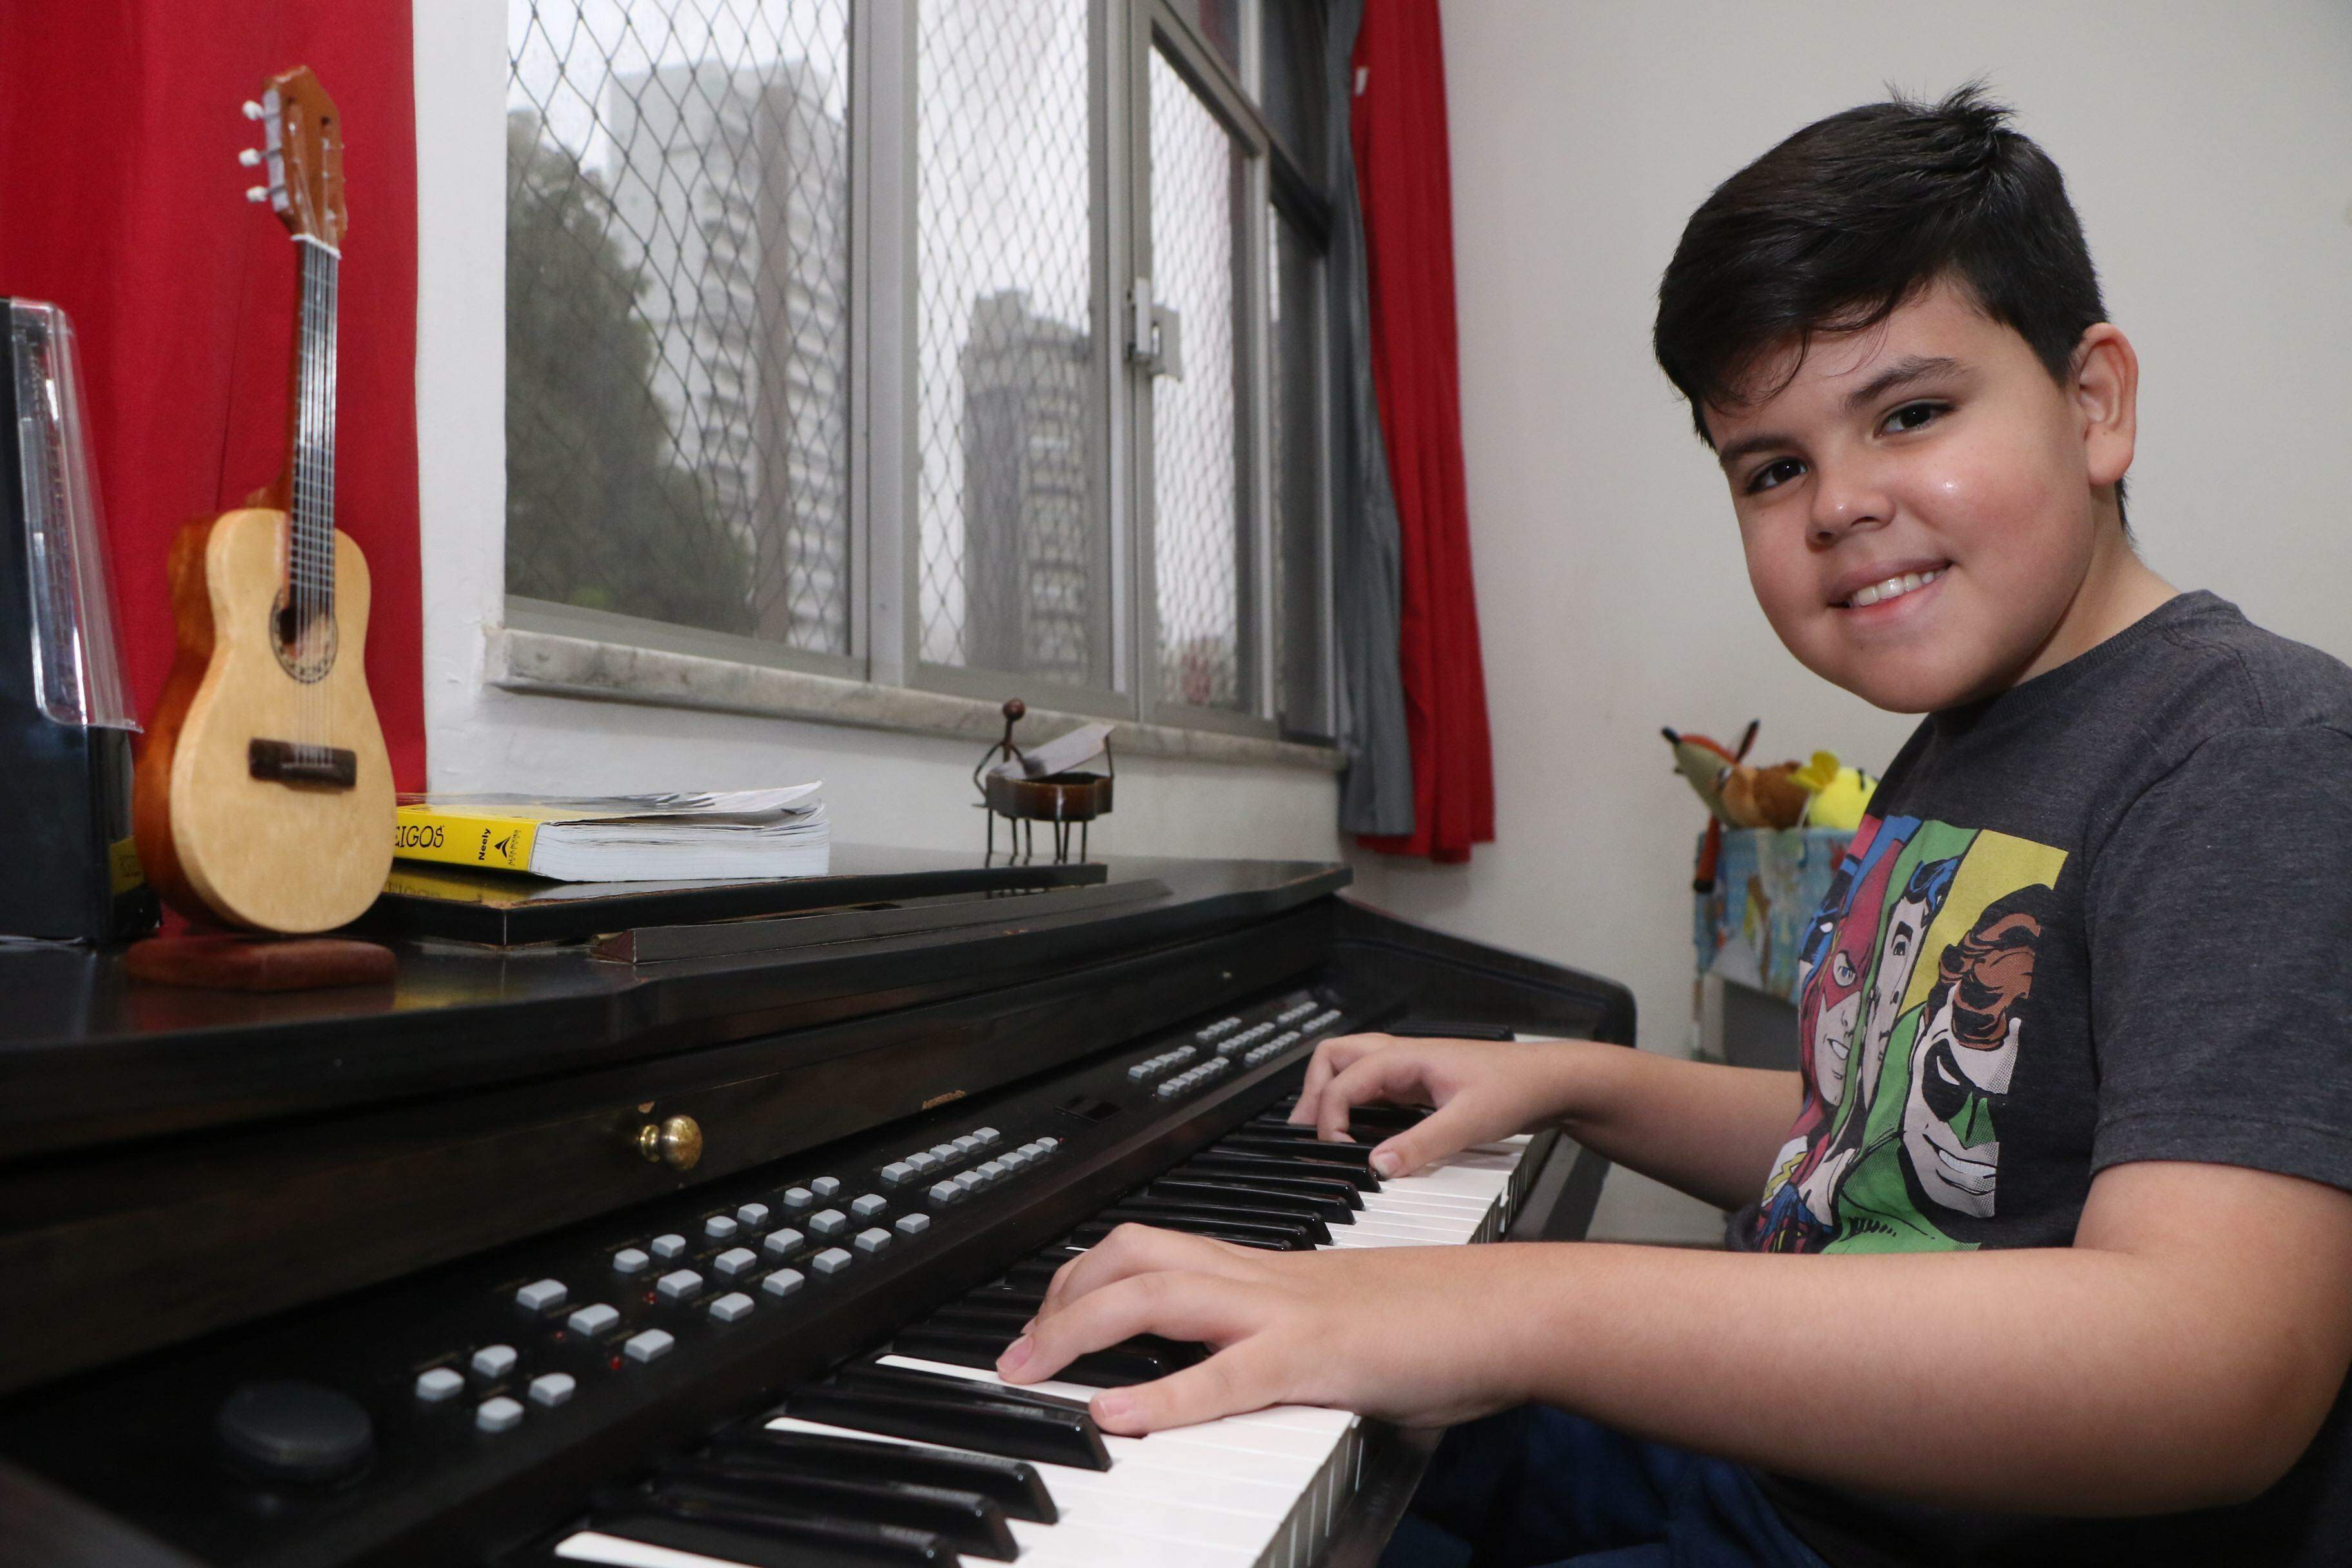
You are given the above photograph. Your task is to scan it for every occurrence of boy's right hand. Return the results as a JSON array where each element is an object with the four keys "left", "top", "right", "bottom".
[{"left": 1286, "top": 1033, "right": 1585, "bottom": 1176}]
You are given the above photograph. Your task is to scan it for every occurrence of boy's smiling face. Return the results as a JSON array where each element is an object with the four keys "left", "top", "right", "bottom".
[{"left": 1704, "top": 279, "right": 2148, "bottom": 712}]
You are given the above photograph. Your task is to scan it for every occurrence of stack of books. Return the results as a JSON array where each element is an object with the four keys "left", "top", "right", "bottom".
[{"left": 391, "top": 786, "right": 828, "bottom": 883}]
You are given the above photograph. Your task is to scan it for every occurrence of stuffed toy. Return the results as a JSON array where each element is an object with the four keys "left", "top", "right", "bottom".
[{"left": 1663, "top": 727, "right": 1877, "bottom": 891}]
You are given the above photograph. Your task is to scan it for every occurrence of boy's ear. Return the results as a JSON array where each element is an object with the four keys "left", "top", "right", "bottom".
[{"left": 2071, "top": 322, "right": 2137, "bottom": 490}]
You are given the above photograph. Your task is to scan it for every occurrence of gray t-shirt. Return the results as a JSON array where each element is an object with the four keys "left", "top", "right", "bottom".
[{"left": 1736, "top": 592, "right": 2352, "bottom": 1565}]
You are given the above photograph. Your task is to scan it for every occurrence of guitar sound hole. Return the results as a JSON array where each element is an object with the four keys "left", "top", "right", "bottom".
[{"left": 270, "top": 588, "right": 337, "bottom": 683}]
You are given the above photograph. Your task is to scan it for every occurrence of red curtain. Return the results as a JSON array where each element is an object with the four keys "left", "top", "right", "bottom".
[
  {"left": 1351, "top": 0, "right": 1494, "bottom": 863},
  {"left": 0, "top": 2, "right": 424, "bottom": 791}
]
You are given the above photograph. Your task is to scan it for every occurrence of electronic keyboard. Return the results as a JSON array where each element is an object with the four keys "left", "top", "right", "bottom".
[{"left": 0, "top": 855, "right": 1634, "bottom": 1567}]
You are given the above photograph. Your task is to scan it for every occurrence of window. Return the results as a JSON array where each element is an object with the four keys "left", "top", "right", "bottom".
[{"left": 504, "top": 0, "right": 1335, "bottom": 742}]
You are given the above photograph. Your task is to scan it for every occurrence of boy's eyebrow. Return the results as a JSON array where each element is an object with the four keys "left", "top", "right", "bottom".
[{"left": 1714, "top": 355, "right": 1968, "bottom": 472}]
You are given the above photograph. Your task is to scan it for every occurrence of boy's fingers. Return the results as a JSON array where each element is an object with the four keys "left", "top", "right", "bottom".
[
  {"left": 1039, "top": 1223, "right": 1251, "bottom": 1318},
  {"left": 1317, "top": 1051, "right": 1436, "bottom": 1142},
  {"left": 1087, "top": 1339, "right": 1286, "bottom": 1436},
  {"left": 1290, "top": 1034, "right": 1383, "bottom": 1123},
  {"left": 1003, "top": 1269, "right": 1264, "bottom": 1387}
]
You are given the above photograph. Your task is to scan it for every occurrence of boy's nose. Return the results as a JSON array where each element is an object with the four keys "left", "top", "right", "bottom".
[{"left": 1808, "top": 464, "right": 1895, "bottom": 542}]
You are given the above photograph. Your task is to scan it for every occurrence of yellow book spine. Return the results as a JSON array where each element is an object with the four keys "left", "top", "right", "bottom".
[{"left": 393, "top": 807, "right": 544, "bottom": 873}]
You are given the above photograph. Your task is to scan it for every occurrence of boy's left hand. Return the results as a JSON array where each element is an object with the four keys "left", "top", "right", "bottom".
[{"left": 997, "top": 1222, "right": 1524, "bottom": 1435}]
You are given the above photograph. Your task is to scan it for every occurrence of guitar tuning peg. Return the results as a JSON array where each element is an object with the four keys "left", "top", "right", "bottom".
[
  {"left": 242, "top": 99, "right": 266, "bottom": 120},
  {"left": 246, "top": 186, "right": 269, "bottom": 204},
  {"left": 239, "top": 148, "right": 262, "bottom": 167}
]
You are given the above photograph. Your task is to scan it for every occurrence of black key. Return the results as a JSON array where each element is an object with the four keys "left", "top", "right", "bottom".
[
  {"left": 925, "top": 1304, "right": 1043, "bottom": 1337},
  {"left": 1184, "top": 1150, "right": 1379, "bottom": 1192},
  {"left": 706, "top": 1429, "right": 1057, "bottom": 1524},
  {"left": 1170, "top": 1163, "right": 1364, "bottom": 1210},
  {"left": 962, "top": 1286, "right": 1049, "bottom": 1313},
  {"left": 1002, "top": 1251, "right": 1086, "bottom": 1294},
  {"left": 591, "top": 1496, "right": 956, "bottom": 1567},
  {"left": 1217, "top": 1134, "right": 1378, "bottom": 1169},
  {"left": 833, "top": 1359, "right": 1093, "bottom": 1418},
  {"left": 787, "top": 1384, "right": 1111, "bottom": 1470},
  {"left": 654, "top": 1469, "right": 1016, "bottom": 1561},
  {"left": 1084, "top": 1206, "right": 1317, "bottom": 1250},
  {"left": 1151, "top": 1177, "right": 1355, "bottom": 1224},
  {"left": 892, "top": 1324, "right": 1188, "bottom": 1389}
]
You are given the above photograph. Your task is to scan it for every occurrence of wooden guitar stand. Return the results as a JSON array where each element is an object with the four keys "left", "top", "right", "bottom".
[{"left": 124, "top": 931, "right": 393, "bottom": 992}]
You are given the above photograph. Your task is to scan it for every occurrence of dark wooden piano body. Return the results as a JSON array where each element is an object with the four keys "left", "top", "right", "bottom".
[{"left": 0, "top": 853, "right": 1634, "bottom": 1566}]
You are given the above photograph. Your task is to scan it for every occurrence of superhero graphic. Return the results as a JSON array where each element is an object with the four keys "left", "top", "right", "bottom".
[{"left": 1749, "top": 816, "right": 2065, "bottom": 1254}]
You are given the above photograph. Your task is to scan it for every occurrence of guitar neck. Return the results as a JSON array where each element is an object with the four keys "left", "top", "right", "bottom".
[{"left": 287, "top": 235, "right": 338, "bottom": 607}]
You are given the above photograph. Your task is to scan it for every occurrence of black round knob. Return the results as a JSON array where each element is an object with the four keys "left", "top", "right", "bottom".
[
  {"left": 1003, "top": 698, "right": 1026, "bottom": 721},
  {"left": 215, "top": 1381, "right": 374, "bottom": 1484}
]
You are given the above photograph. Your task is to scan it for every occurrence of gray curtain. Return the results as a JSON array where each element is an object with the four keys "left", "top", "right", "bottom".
[{"left": 1324, "top": 0, "right": 1413, "bottom": 836}]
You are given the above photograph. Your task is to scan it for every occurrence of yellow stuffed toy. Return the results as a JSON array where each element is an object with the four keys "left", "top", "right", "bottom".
[{"left": 1790, "top": 750, "right": 1877, "bottom": 832}]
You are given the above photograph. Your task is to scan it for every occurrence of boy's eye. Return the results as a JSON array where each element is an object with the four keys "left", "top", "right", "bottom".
[
  {"left": 1745, "top": 457, "right": 1805, "bottom": 495},
  {"left": 1881, "top": 400, "right": 1946, "bottom": 434}
]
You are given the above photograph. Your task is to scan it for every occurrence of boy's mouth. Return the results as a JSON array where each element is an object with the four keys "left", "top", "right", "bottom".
[{"left": 1833, "top": 564, "right": 1947, "bottom": 610}]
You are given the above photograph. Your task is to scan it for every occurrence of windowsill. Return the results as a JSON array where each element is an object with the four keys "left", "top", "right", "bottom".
[{"left": 484, "top": 625, "right": 1347, "bottom": 773}]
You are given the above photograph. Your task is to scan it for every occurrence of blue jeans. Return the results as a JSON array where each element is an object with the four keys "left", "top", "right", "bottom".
[{"left": 1378, "top": 1406, "right": 1830, "bottom": 1568}]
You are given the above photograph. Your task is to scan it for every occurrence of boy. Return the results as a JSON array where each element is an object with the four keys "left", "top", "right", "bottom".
[{"left": 1002, "top": 88, "right": 2352, "bottom": 1565}]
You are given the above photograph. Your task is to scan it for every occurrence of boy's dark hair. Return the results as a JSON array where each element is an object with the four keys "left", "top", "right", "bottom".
[{"left": 1653, "top": 86, "right": 2113, "bottom": 466}]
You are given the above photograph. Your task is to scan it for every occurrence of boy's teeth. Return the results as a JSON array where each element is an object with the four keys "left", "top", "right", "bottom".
[{"left": 1848, "top": 567, "right": 1941, "bottom": 609}]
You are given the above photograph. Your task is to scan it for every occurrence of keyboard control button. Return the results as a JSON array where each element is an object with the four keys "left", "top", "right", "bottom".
[
  {"left": 853, "top": 1227, "right": 892, "bottom": 1255},
  {"left": 906, "top": 1152, "right": 939, "bottom": 1173},
  {"left": 414, "top": 1367, "right": 463, "bottom": 1404},
  {"left": 611, "top": 1248, "right": 649, "bottom": 1275},
  {"left": 810, "top": 1248, "right": 852, "bottom": 1276},
  {"left": 476, "top": 1396, "right": 524, "bottom": 1434},
  {"left": 952, "top": 1134, "right": 983, "bottom": 1154},
  {"left": 850, "top": 1193, "right": 887, "bottom": 1218},
  {"left": 649, "top": 1233, "right": 687, "bottom": 1260},
  {"left": 471, "top": 1344, "right": 518, "bottom": 1381},
  {"left": 782, "top": 1186, "right": 814, "bottom": 1210},
  {"left": 514, "top": 1279, "right": 567, "bottom": 1314},
  {"left": 622, "top": 1329, "right": 673, "bottom": 1364},
  {"left": 1036, "top": 1137, "right": 1059, "bottom": 1152},
  {"left": 712, "top": 1246, "right": 758, "bottom": 1278},
  {"left": 709, "top": 1291, "right": 755, "bottom": 1324},
  {"left": 735, "top": 1202, "right": 770, "bottom": 1230},
  {"left": 976, "top": 1160, "right": 1008, "bottom": 1181},
  {"left": 880, "top": 1161, "right": 916, "bottom": 1187},
  {"left": 565, "top": 1303, "right": 619, "bottom": 1337},
  {"left": 973, "top": 1127, "right": 1001, "bottom": 1145},
  {"left": 953, "top": 1171, "right": 986, "bottom": 1193},
  {"left": 810, "top": 1176, "right": 843, "bottom": 1197},
  {"left": 527, "top": 1372, "right": 575, "bottom": 1409},
  {"left": 929, "top": 1181, "right": 961, "bottom": 1205},
  {"left": 702, "top": 1215, "right": 738, "bottom": 1242},
  {"left": 655, "top": 1269, "right": 702, "bottom": 1303},
  {"left": 763, "top": 1228, "right": 805, "bottom": 1260},
  {"left": 761, "top": 1268, "right": 805, "bottom": 1299},
  {"left": 928, "top": 1142, "right": 958, "bottom": 1161},
  {"left": 808, "top": 1208, "right": 848, "bottom": 1237}
]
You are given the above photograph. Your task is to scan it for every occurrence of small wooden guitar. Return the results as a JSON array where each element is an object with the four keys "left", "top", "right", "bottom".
[{"left": 135, "top": 67, "right": 393, "bottom": 933}]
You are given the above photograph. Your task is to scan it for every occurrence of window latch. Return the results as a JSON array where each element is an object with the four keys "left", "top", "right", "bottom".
[{"left": 1128, "top": 278, "right": 1184, "bottom": 382}]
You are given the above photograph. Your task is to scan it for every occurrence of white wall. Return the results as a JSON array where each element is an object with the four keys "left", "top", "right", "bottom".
[
  {"left": 411, "top": 0, "right": 1340, "bottom": 863},
  {"left": 1350, "top": 0, "right": 2352, "bottom": 1052}
]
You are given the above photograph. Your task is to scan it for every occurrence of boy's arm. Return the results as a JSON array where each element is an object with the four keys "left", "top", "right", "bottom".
[
  {"left": 1004, "top": 1160, "right": 2352, "bottom": 1514},
  {"left": 1292, "top": 1034, "right": 1802, "bottom": 1212}
]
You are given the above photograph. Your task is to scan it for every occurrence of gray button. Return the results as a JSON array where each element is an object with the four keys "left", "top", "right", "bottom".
[
  {"left": 906, "top": 1152, "right": 939, "bottom": 1173},
  {"left": 850, "top": 1193, "right": 887, "bottom": 1218},
  {"left": 1127, "top": 1064, "right": 1152, "bottom": 1079},
  {"left": 655, "top": 1269, "right": 702, "bottom": 1303},
  {"left": 709, "top": 1291, "right": 755, "bottom": 1324},
  {"left": 895, "top": 1212, "right": 931, "bottom": 1237},
  {"left": 565, "top": 1303, "right": 619, "bottom": 1337},
  {"left": 782, "top": 1186, "right": 814, "bottom": 1210},
  {"left": 810, "top": 1248, "right": 852, "bottom": 1276},
  {"left": 623, "top": 1328, "right": 674, "bottom": 1364},
  {"left": 928, "top": 1181, "right": 961, "bottom": 1205},
  {"left": 703, "top": 1215, "right": 738, "bottom": 1242},
  {"left": 476, "top": 1395, "right": 524, "bottom": 1433},
  {"left": 928, "top": 1143, "right": 957, "bottom": 1161},
  {"left": 415, "top": 1367, "right": 464, "bottom": 1404},
  {"left": 1156, "top": 1082, "right": 1179, "bottom": 1099},
  {"left": 973, "top": 1127, "right": 1001, "bottom": 1144},
  {"left": 952, "top": 1135, "right": 983, "bottom": 1154},
  {"left": 471, "top": 1344, "right": 518, "bottom": 1380},
  {"left": 528, "top": 1372, "right": 576, "bottom": 1408},
  {"left": 612, "top": 1248, "right": 649, "bottom": 1275},
  {"left": 763, "top": 1228, "right": 805, "bottom": 1260},
  {"left": 712, "top": 1246, "right": 758, "bottom": 1278},
  {"left": 515, "top": 1278, "right": 567, "bottom": 1313},
  {"left": 880, "top": 1162, "right": 916, "bottom": 1187},
  {"left": 976, "top": 1160, "right": 1008, "bottom": 1181},
  {"left": 650, "top": 1233, "right": 687, "bottom": 1260},
  {"left": 761, "top": 1268, "right": 805, "bottom": 1298},
  {"left": 953, "top": 1171, "right": 985, "bottom": 1192},
  {"left": 1037, "top": 1137, "right": 1059, "bottom": 1151},
  {"left": 736, "top": 1203, "right": 770, "bottom": 1229},
  {"left": 810, "top": 1176, "right": 843, "bottom": 1197},
  {"left": 808, "top": 1209, "right": 848, "bottom": 1237},
  {"left": 853, "top": 1227, "right": 892, "bottom": 1255}
]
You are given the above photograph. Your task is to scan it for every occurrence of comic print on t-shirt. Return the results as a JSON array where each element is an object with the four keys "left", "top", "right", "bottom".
[{"left": 1747, "top": 814, "right": 2066, "bottom": 1254}]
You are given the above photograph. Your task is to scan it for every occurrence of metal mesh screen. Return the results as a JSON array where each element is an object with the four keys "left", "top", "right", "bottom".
[
  {"left": 916, "top": 0, "right": 1102, "bottom": 683},
  {"left": 1150, "top": 50, "right": 1249, "bottom": 711},
  {"left": 506, "top": 0, "right": 852, "bottom": 654}
]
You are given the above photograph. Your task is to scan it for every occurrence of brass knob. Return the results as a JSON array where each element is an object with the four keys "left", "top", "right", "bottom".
[{"left": 635, "top": 1114, "right": 703, "bottom": 1172}]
